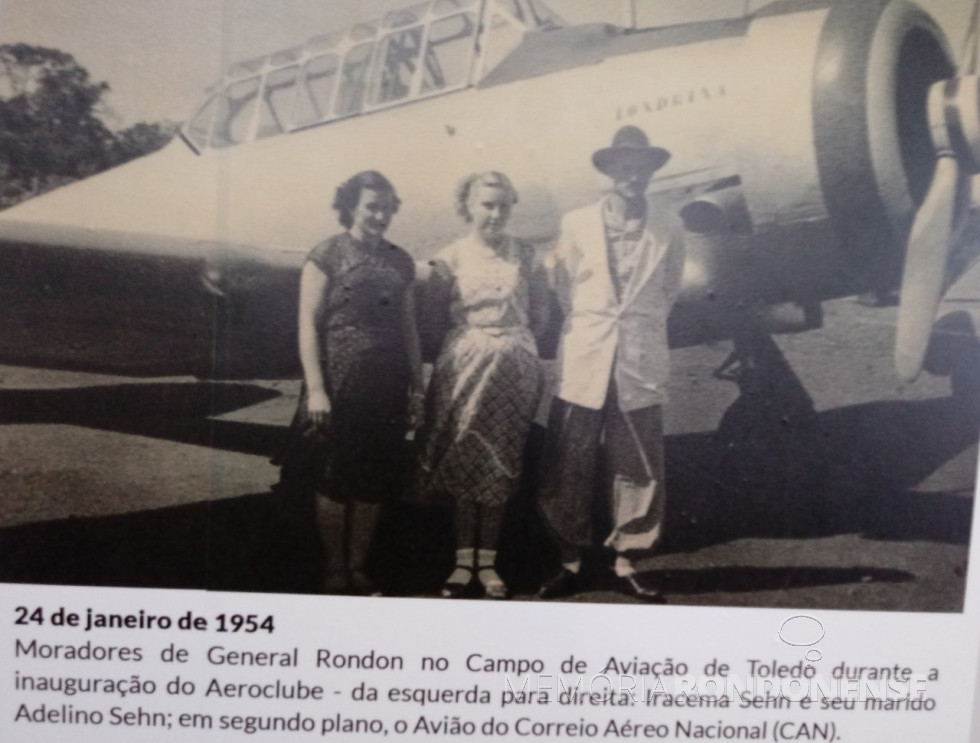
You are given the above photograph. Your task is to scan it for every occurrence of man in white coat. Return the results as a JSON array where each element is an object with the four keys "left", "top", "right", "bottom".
[{"left": 538, "top": 125, "right": 684, "bottom": 601}]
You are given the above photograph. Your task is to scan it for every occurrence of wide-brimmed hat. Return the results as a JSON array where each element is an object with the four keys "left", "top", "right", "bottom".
[{"left": 592, "top": 125, "right": 670, "bottom": 176}]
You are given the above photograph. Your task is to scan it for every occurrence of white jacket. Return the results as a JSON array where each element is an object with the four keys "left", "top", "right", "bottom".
[{"left": 546, "top": 199, "right": 685, "bottom": 412}]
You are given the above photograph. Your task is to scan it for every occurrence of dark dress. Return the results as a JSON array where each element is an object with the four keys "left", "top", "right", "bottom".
[{"left": 282, "top": 232, "right": 416, "bottom": 503}]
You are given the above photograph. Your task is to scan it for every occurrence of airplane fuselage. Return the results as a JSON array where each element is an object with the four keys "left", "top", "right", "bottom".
[{"left": 0, "top": 1, "right": 955, "bottom": 375}]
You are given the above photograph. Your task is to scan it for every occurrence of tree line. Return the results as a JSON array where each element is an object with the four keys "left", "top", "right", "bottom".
[{"left": 0, "top": 43, "right": 177, "bottom": 209}]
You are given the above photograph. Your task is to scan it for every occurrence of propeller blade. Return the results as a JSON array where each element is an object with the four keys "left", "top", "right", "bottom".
[{"left": 895, "top": 154, "right": 959, "bottom": 382}]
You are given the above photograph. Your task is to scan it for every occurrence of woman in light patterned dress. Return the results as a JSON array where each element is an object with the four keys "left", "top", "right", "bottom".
[{"left": 416, "top": 172, "right": 550, "bottom": 599}]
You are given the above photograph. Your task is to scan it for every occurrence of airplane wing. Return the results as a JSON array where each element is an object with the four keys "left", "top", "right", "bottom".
[{"left": 0, "top": 152, "right": 304, "bottom": 378}]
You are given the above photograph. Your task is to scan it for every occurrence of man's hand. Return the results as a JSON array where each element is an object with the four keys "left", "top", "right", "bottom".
[{"left": 408, "top": 389, "right": 425, "bottom": 431}]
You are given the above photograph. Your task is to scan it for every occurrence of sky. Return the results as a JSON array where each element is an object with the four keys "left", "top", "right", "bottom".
[{"left": 0, "top": 0, "right": 972, "bottom": 127}]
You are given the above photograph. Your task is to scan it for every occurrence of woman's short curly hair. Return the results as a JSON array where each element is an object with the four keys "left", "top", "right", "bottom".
[
  {"left": 454, "top": 171, "right": 519, "bottom": 223},
  {"left": 333, "top": 170, "right": 401, "bottom": 229}
]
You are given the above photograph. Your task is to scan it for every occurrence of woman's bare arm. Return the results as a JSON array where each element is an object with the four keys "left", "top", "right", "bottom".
[{"left": 298, "top": 261, "right": 330, "bottom": 426}]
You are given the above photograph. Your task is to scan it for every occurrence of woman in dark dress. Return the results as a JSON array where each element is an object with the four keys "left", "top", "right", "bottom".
[{"left": 290, "top": 170, "right": 423, "bottom": 595}]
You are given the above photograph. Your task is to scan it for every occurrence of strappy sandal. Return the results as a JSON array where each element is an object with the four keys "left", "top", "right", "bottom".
[
  {"left": 441, "top": 565, "right": 475, "bottom": 598},
  {"left": 478, "top": 567, "right": 510, "bottom": 600}
]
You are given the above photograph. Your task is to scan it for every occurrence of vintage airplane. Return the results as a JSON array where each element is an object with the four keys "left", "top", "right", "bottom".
[{"left": 0, "top": 0, "right": 978, "bottom": 381}]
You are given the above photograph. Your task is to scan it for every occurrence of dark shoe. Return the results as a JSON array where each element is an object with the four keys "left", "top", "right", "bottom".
[
  {"left": 538, "top": 568, "right": 583, "bottom": 599},
  {"left": 322, "top": 571, "right": 348, "bottom": 595},
  {"left": 349, "top": 569, "right": 382, "bottom": 597},
  {"left": 614, "top": 572, "right": 666, "bottom": 603}
]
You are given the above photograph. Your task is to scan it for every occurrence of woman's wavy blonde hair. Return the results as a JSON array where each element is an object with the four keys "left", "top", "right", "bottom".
[{"left": 454, "top": 171, "right": 519, "bottom": 223}]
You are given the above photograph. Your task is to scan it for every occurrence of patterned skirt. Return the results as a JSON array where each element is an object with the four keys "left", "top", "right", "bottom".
[{"left": 416, "top": 327, "right": 542, "bottom": 507}]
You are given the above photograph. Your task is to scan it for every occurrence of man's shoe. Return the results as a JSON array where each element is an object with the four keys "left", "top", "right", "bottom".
[
  {"left": 349, "top": 569, "right": 382, "bottom": 597},
  {"left": 538, "top": 568, "right": 583, "bottom": 599},
  {"left": 614, "top": 573, "right": 666, "bottom": 603}
]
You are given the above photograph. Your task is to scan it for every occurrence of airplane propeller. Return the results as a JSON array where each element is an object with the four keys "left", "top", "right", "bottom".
[{"left": 895, "top": 0, "right": 980, "bottom": 381}]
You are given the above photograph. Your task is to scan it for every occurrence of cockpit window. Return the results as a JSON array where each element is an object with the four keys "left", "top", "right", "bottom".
[
  {"left": 422, "top": 12, "right": 478, "bottom": 94},
  {"left": 293, "top": 53, "right": 340, "bottom": 128},
  {"left": 368, "top": 26, "right": 424, "bottom": 106},
  {"left": 384, "top": 2, "right": 429, "bottom": 28},
  {"left": 335, "top": 42, "right": 374, "bottom": 117},
  {"left": 182, "top": 0, "right": 561, "bottom": 150},
  {"left": 365, "top": 2, "right": 478, "bottom": 109},
  {"left": 211, "top": 77, "right": 261, "bottom": 148},
  {"left": 433, "top": 0, "right": 478, "bottom": 13},
  {"left": 186, "top": 94, "right": 217, "bottom": 151},
  {"left": 257, "top": 66, "right": 299, "bottom": 139},
  {"left": 349, "top": 22, "right": 379, "bottom": 42},
  {"left": 270, "top": 46, "right": 303, "bottom": 67},
  {"left": 227, "top": 57, "right": 265, "bottom": 79},
  {"left": 307, "top": 33, "right": 343, "bottom": 55},
  {"left": 365, "top": 2, "right": 431, "bottom": 108}
]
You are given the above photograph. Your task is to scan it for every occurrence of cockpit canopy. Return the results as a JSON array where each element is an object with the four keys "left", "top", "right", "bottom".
[{"left": 183, "top": 0, "right": 561, "bottom": 152}]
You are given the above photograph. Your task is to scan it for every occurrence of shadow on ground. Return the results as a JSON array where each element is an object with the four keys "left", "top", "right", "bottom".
[
  {"left": 660, "top": 327, "right": 980, "bottom": 554},
  {"left": 0, "top": 350, "right": 975, "bottom": 606},
  {"left": 0, "top": 479, "right": 918, "bottom": 600},
  {"left": 0, "top": 382, "right": 283, "bottom": 456}
]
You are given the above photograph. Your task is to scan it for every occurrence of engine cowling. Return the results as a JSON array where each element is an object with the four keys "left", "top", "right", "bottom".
[{"left": 736, "top": 0, "right": 954, "bottom": 278}]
